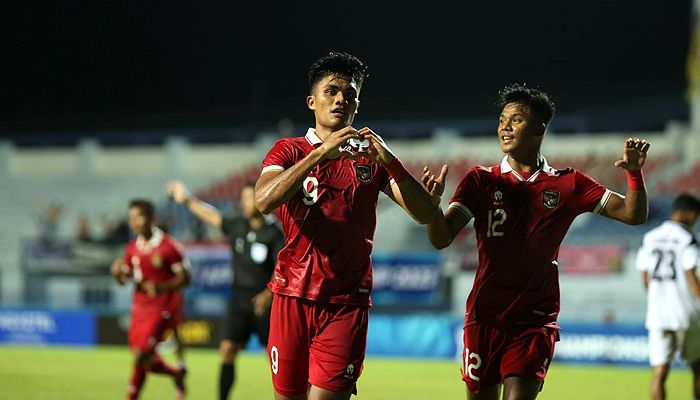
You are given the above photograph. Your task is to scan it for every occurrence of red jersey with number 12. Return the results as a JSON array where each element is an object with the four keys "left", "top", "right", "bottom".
[
  {"left": 449, "top": 156, "right": 611, "bottom": 327},
  {"left": 260, "top": 129, "right": 391, "bottom": 305}
]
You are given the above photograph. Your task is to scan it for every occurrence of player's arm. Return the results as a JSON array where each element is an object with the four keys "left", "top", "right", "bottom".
[
  {"left": 255, "top": 127, "right": 359, "bottom": 214},
  {"left": 685, "top": 269, "right": 700, "bottom": 303},
  {"left": 360, "top": 128, "right": 438, "bottom": 224},
  {"left": 419, "top": 164, "right": 471, "bottom": 249},
  {"left": 641, "top": 270, "right": 649, "bottom": 290},
  {"left": 166, "top": 180, "right": 223, "bottom": 229},
  {"left": 600, "top": 138, "right": 650, "bottom": 225},
  {"left": 110, "top": 258, "right": 130, "bottom": 285},
  {"left": 143, "top": 268, "right": 189, "bottom": 297}
]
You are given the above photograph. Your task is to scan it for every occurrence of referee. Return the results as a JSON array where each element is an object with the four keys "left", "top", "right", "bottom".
[{"left": 167, "top": 180, "right": 284, "bottom": 400}]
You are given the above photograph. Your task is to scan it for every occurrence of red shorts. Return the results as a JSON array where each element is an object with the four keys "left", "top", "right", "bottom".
[
  {"left": 267, "top": 294, "right": 368, "bottom": 397},
  {"left": 129, "top": 308, "right": 182, "bottom": 352},
  {"left": 461, "top": 322, "right": 558, "bottom": 393}
]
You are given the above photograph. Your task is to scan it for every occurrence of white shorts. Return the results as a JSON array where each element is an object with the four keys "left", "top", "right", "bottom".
[
  {"left": 649, "top": 314, "right": 700, "bottom": 366},
  {"left": 648, "top": 329, "right": 684, "bottom": 366}
]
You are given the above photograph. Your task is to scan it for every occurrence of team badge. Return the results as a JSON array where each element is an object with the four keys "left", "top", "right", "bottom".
[
  {"left": 151, "top": 254, "right": 163, "bottom": 268},
  {"left": 542, "top": 190, "right": 560, "bottom": 209},
  {"left": 355, "top": 164, "right": 373, "bottom": 184}
]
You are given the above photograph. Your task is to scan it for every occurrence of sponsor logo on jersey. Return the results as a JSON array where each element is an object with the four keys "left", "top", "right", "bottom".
[
  {"left": 542, "top": 190, "right": 560, "bottom": 209},
  {"left": 493, "top": 190, "right": 504, "bottom": 206},
  {"left": 344, "top": 364, "right": 355, "bottom": 379},
  {"left": 355, "top": 164, "right": 373, "bottom": 184}
]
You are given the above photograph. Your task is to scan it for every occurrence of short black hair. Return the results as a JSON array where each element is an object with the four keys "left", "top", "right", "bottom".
[
  {"left": 129, "top": 199, "right": 156, "bottom": 220},
  {"left": 496, "top": 83, "right": 556, "bottom": 125},
  {"left": 308, "top": 52, "right": 368, "bottom": 93},
  {"left": 673, "top": 193, "right": 700, "bottom": 213}
]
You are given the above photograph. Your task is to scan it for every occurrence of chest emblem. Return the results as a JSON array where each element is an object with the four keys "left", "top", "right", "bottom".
[
  {"left": 542, "top": 189, "right": 560, "bottom": 210},
  {"left": 151, "top": 254, "right": 163, "bottom": 268},
  {"left": 355, "top": 164, "right": 373, "bottom": 184}
]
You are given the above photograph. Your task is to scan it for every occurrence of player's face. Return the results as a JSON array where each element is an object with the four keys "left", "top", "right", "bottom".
[
  {"left": 497, "top": 102, "right": 545, "bottom": 156},
  {"left": 240, "top": 186, "right": 257, "bottom": 219},
  {"left": 307, "top": 74, "right": 360, "bottom": 131},
  {"left": 128, "top": 206, "right": 150, "bottom": 236}
]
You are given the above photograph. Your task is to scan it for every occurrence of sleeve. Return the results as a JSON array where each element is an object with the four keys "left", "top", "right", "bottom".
[
  {"left": 447, "top": 167, "right": 481, "bottom": 222},
  {"left": 167, "top": 239, "right": 190, "bottom": 273},
  {"left": 635, "top": 238, "right": 654, "bottom": 272},
  {"left": 681, "top": 241, "right": 700, "bottom": 272},
  {"left": 261, "top": 139, "right": 299, "bottom": 175},
  {"left": 572, "top": 170, "right": 613, "bottom": 215}
]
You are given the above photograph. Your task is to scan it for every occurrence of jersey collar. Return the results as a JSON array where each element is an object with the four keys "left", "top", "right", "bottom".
[
  {"left": 304, "top": 128, "right": 323, "bottom": 147},
  {"left": 136, "top": 227, "right": 164, "bottom": 252},
  {"left": 500, "top": 155, "right": 555, "bottom": 182}
]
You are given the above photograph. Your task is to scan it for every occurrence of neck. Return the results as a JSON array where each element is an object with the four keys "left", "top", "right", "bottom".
[
  {"left": 141, "top": 227, "right": 154, "bottom": 240},
  {"left": 506, "top": 153, "right": 540, "bottom": 173},
  {"left": 313, "top": 124, "right": 335, "bottom": 142}
]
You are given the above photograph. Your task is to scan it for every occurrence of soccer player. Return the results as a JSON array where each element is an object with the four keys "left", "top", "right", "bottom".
[
  {"left": 636, "top": 193, "right": 700, "bottom": 400},
  {"left": 166, "top": 180, "right": 285, "bottom": 400},
  {"left": 110, "top": 199, "right": 190, "bottom": 400},
  {"left": 254, "top": 52, "right": 438, "bottom": 400},
  {"left": 421, "top": 83, "right": 651, "bottom": 400}
]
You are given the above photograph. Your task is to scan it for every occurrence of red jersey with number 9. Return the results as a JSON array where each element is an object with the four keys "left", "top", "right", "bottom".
[
  {"left": 260, "top": 129, "right": 391, "bottom": 305},
  {"left": 122, "top": 228, "right": 187, "bottom": 315},
  {"left": 448, "top": 156, "right": 611, "bottom": 327}
]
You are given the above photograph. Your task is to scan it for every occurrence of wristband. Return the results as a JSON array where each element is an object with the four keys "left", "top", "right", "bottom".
[
  {"left": 626, "top": 169, "right": 645, "bottom": 191},
  {"left": 385, "top": 157, "right": 410, "bottom": 184}
]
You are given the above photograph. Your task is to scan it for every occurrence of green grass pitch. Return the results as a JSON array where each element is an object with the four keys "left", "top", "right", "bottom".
[{"left": 0, "top": 345, "right": 691, "bottom": 399}]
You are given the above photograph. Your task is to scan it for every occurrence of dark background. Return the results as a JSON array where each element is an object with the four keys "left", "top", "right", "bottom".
[{"left": 3, "top": 1, "right": 694, "bottom": 143}]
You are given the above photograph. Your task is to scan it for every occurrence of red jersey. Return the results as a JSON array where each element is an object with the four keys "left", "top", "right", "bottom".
[
  {"left": 122, "top": 228, "right": 188, "bottom": 314},
  {"left": 449, "top": 156, "right": 611, "bottom": 327},
  {"left": 261, "top": 129, "right": 391, "bottom": 305}
]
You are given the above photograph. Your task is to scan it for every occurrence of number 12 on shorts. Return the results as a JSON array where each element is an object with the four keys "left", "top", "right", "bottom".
[{"left": 464, "top": 348, "right": 482, "bottom": 381}]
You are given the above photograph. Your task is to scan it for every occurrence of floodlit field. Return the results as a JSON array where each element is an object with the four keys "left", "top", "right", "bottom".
[{"left": 0, "top": 345, "right": 691, "bottom": 399}]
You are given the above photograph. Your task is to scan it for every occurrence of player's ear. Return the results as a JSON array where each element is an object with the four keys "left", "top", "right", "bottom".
[
  {"left": 536, "top": 122, "right": 547, "bottom": 136},
  {"left": 307, "top": 95, "right": 315, "bottom": 111}
]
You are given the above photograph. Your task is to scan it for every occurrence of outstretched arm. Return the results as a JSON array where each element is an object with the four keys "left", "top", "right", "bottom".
[
  {"left": 255, "top": 127, "right": 359, "bottom": 214},
  {"left": 166, "top": 180, "right": 223, "bottom": 229},
  {"left": 601, "top": 137, "right": 650, "bottom": 225},
  {"left": 360, "top": 128, "right": 438, "bottom": 224}
]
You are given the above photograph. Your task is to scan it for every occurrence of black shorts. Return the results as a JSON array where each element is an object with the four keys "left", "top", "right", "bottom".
[{"left": 223, "top": 288, "right": 271, "bottom": 346}]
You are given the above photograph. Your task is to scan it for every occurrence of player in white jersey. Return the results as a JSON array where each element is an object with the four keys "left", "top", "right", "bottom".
[{"left": 636, "top": 193, "right": 700, "bottom": 400}]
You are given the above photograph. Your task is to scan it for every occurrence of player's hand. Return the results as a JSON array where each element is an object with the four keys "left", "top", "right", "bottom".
[
  {"left": 110, "top": 259, "right": 129, "bottom": 285},
  {"left": 421, "top": 164, "right": 449, "bottom": 207},
  {"left": 251, "top": 288, "right": 273, "bottom": 316},
  {"left": 317, "top": 126, "right": 360, "bottom": 160},
  {"left": 360, "top": 127, "right": 395, "bottom": 165},
  {"left": 166, "top": 180, "right": 191, "bottom": 205},
  {"left": 614, "top": 137, "right": 650, "bottom": 171},
  {"left": 142, "top": 281, "right": 159, "bottom": 297}
]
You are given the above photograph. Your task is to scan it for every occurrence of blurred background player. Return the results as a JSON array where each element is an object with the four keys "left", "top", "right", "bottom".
[
  {"left": 110, "top": 199, "right": 191, "bottom": 400},
  {"left": 636, "top": 193, "right": 700, "bottom": 400},
  {"left": 254, "top": 52, "right": 438, "bottom": 400},
  {"left": 166, "top": 180, "right": 284, "bottom": 400},
  {"left": 422, "top": 83, "right": 651, "bottom": 400}
]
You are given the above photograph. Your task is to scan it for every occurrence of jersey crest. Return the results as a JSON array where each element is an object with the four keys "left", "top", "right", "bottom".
[
  {"left": 542, "top": 189, "right": 560, "bottom": 209},
  {"left": 355, "top": 163, "right": 373, "bottom": 184},
  {"left": 151, "top": 254, "right": 163, "bottom": 268}
]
